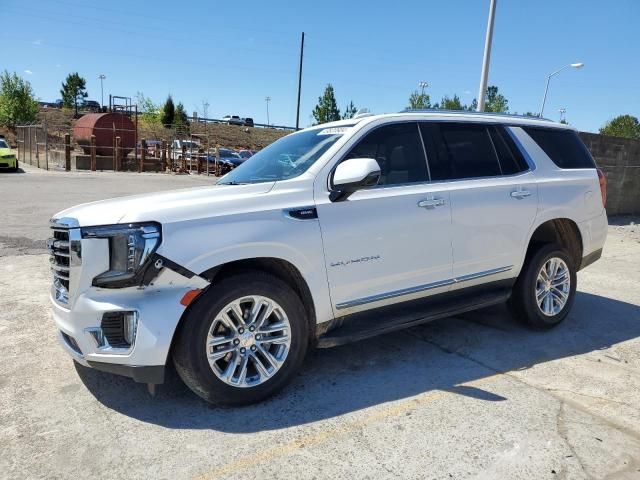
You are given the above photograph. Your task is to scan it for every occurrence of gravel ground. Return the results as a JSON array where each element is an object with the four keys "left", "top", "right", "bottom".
[{"left": 1, "top": 165, "right": 640, "bottom": 480}]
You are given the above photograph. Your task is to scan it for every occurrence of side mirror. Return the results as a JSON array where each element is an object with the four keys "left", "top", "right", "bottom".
[{"left": 330, "top": 157, "right": 380, "bottom": 202}]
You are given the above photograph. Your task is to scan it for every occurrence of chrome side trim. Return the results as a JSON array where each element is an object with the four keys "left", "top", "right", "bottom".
[
  {"left": 335, "top": 265, "right": 513, "bottom": 310},
  {"left": 454, "top": 265, "right": 513, "bottom": 283},
  {"left": 336, "top": 278, "right": 455, "bottom": 310}
]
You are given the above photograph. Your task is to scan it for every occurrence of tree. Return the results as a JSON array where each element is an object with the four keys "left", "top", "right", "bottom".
[
  {"left": 342, "top": 101, "right": 358, "bottom": 119},
  {"left": 312, "top": 84, "right": 341, "bottom": 124},
  {"left": 161, "top": 95, "right": 175, "bottom": 127},
  {"left": 173, "top": 102, "right": 189, "bottom": 127},
  {"left": 599, "top": 115, "right": 640, "bottom": 139},
  {"left": 0, "top": 71, "right": 39, "bottom": 126},
  {"left": 60, "top": 72, "right": 87, "bottom": 117},
  {"left": 484, "top": 85, "right": 509, "bottom": 113},
  {"left": 136, "top": 92, "right": 162, "bottom": 136},
  {"left": 408, "top": 90, "right": 431, "bottom": 109},
  {"left": 435, "top": 94, "right": 463, "bottom": 110}
]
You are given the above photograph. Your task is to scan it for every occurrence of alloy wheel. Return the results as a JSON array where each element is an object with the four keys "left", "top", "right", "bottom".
[
  {"left": 205, "top": 295, "right": 291, "bottom": 388},
  {"left": 535, "top": 257, "right": 571, "bottom": 316}
]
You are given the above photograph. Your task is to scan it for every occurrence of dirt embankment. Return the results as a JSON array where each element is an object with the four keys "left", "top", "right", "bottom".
[{"left": 0, "top": 107, "right": 290, "bottom": 150}]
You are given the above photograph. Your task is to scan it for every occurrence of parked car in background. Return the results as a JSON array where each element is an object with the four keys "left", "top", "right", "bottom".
[
  {"left": 223, "top": 115, "right": 244, "bottom": 126},
  {"left": 171, "top": 139, "right": 202, "bottom": 160},
  {"left": 0, "top": 137, "right": 18, "bottom": 172},
  {"left": 237, "top": 150, "right": 254, "bottom": 160},
  {"left": 244, "top": 117, "right": 254, "bottom": 127},
  {"left": 82, "top": 100, "right": 101, "bottom": 112},
  {"left": 218, "top": 148, "right": 244, "bottom": 167},
  {"left": 139, "top": 140, "right": 162, "bottom": 156}
]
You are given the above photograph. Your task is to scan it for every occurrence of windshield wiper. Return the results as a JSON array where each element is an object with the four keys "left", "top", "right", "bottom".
[{"left": 218, "top": 181, "right": 247, "bottom": 185}]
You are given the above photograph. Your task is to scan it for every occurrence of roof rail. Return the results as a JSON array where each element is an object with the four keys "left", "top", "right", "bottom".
[{"left": 399, "top": 108, "right": 553, "bottom": 122}]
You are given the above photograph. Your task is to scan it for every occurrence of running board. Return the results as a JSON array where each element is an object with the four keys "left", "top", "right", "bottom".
[{"left": 317, "top": 280, "right": 512, "bottom": 348}]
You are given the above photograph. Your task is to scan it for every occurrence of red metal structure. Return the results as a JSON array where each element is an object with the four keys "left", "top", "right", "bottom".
[{"left": 73, "top": 113, "right": 135, "bottom": 156}]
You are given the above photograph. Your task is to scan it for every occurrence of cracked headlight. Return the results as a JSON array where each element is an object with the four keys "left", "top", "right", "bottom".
[{"left": 82, "top": 223, "right": 161, "bottom": 288}]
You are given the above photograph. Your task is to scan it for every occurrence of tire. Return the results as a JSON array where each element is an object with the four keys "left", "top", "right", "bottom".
[
  {"left": 173, "top": 272, "right": 309, "bottom": 406},
  {"left": 509, "top": 243, "right": 577, "bottom": 329}
]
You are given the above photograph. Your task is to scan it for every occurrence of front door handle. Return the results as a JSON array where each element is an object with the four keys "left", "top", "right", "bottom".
[
  {"left": 418, "top": 198, "right": 445, "bottom": 208},
  {"left": 510, "top": 190, "right": 532, "bottom": 199}
]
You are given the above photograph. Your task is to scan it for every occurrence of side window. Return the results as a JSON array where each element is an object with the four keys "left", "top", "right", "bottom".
[
  {"left": 489, "top": 126, "right": 529, "bottom": 175},
  {"left": 420, "top": 122, "right": 501, "bottom": 180},
  {"left": 522, "top": 127, "right": 596, "bottom": 169},
  {"left": 344, "top": 122, "right": 429, "bottom": 186}
]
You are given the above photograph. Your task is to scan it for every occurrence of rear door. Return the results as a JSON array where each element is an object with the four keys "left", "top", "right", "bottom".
[{"left": 420, "top": 122, "right": 538, "bottom": 287}]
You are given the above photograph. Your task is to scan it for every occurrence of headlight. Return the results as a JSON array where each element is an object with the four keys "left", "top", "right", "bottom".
[{"left": 82, "top": 223, "right": 161, "bottom": 288}]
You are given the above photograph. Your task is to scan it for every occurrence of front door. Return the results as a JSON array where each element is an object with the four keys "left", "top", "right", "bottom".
[{"left": 315, "top": 122, "right": 454, "bottom": 316}]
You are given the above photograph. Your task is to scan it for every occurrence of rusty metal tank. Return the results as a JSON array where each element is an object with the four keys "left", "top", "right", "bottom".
[{"left": 73, "top": 113, "right": 135, "bottom": 156}]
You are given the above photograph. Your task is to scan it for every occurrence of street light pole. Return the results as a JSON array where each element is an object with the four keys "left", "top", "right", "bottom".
[
  {"left": 265, "top": 96, "right": 271, "bottom": 126},
  {"left": 477, "top": 0, "right": 497, "bottom": 112},
  {"left": 418, "top": 81, "right": 428, "bottom": 96},
  {"left": 539, "top": 63, "right": 584, "bottom": 117},
  {"left": 98, "top": 74, "right": 106, "bottom": 109}
]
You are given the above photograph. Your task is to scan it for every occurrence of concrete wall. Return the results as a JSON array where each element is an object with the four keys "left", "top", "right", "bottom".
[{"left": 580, "top": 132, "right": 640, "bottom": 216}]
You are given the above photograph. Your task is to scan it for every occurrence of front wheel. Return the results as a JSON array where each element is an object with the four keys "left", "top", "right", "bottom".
[
  {"left": 172, "top": 272, "right": 309, "bottom": 405},
  {"left": 509, "top": 244, "right": 577, "bottom": 329}
]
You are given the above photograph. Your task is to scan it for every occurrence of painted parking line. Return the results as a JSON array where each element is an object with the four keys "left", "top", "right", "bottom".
[{"left": 194, "top": 374, "right": 503, "bottom": 480}]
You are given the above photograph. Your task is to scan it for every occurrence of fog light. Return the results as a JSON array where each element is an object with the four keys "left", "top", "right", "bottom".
[
  {"left": 88, "top": 311, "right": 139, "bottom": 350},
  {"left": 123, "top": 311, "right": 138, "bottom": 345}
]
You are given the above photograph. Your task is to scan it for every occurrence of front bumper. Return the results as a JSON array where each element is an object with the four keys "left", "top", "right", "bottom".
[
  {"left": 52, "top": 283, "right": 193, "bottom": 383},
  {"left": 0, "top": 157, "right": 17, "bottom": 169}
]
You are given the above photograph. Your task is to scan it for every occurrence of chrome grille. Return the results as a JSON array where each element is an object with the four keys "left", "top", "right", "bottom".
[
  {"left": 49, "top": 230, "right": 70, "bottom": 292},
  {"left": 48, "top": 217, "right": 81, "bottom": 305}
]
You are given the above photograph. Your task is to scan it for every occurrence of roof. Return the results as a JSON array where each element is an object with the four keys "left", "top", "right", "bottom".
[{"left": 304, "top": 110, "right": 571, "bottom": 133}]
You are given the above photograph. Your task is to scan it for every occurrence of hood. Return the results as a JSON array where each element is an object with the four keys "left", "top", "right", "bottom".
[
  {"left": 52, "top": 182, "right": 275, "bottom": 227},
  {"left": 0, "top": 148, "right": 15, "bottom": 156}
]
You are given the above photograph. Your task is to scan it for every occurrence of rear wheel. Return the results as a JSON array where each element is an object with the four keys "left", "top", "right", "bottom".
[
  {"left": 173, "top": 272, "right": 309, "bottom": 405},
  {"left": 509, "top": 244, "right": 577, "bottom": 329}
]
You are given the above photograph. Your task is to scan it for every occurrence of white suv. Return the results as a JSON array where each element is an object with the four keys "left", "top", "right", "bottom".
[{"left": 49, "top": 111, "right": 608, "bottom": 405}]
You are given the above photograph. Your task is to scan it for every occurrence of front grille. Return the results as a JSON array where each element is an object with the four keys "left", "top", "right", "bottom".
[
  {"left": 0, "top": 163, "right": 8, "bottom": 168},
  {"left": 48, "top": 228, "right": 70, "bottom": 293}
]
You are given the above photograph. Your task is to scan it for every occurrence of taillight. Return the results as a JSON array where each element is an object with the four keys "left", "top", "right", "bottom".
[{"left": 597, "top": 168, "right": 607, "bottom": 208}]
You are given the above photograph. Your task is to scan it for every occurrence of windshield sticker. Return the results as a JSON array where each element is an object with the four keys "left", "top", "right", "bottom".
[{"left": 317, "top": 127, "right": 349, "bottom": 136}]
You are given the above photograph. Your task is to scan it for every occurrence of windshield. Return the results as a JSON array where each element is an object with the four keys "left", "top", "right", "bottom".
[
  {"left": 0, "top": 140, "right": 8, "bottom": 149},
  {"left": 218, "top": 126, "right": 350, "bottom": 184}
]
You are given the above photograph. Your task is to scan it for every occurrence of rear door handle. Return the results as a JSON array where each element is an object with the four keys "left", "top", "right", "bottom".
[
  {"left": 418, "top": 198, "right": 445, "bottom": 208},
  {"left": 510, "top": 190, "right": 531, "bottom": 199}
]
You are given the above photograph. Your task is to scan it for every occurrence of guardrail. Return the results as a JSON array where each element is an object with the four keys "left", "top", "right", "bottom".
[{"left": 187, "top": 116, "right": 296, "bottom": 131}]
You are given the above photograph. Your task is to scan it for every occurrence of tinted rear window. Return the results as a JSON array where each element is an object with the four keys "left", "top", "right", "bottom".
[
  {"left": 489, "top": 126, "right": 529, "bottom": 175},
  {"left": 420, "top": 123, "right": 502, "bottom": 180},
  {"left": 523, "top": 127, "right": 595, "bottom": 169}
]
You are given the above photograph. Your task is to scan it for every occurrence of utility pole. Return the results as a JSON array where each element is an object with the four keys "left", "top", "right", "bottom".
[
  {"left": 418, "top": 81, "right": 428, "bottom": 96},
  {"left": 559, "top": 107, "right": 566, "bottom": 123},
  {"left": 203, "top": 100, "right": 209, "bottom": 175},
  {"left": 295, "top": 32, "right": 305, "bottom": 131},
  {"left": 477, "top": 0, "right": 497, "bottom": 112},
  {"left": 98, "top": 74, "right": 106, "bottom": 109},
  {"left": 265, "top": 96, "right": 271, "bottom": 126}
]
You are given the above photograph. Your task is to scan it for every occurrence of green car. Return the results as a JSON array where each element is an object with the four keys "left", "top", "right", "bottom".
[{"left": 0, "top": 137, "right": 18, "bottom": 172}]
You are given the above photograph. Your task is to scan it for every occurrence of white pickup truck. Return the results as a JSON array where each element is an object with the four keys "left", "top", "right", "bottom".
[
  {"left": 49, "top": 111, "right": 607, "bottom": 405},
  {"left": 170, "top": 139, "right": 201, "bottom": 160}
]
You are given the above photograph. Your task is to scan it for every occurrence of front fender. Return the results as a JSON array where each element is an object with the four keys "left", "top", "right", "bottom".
[{"left": 157, "top": 210, "right": 334, "bottom": 325}]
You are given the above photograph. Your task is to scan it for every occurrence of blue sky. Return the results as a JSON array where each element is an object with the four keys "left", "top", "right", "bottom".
[{"left": 3, "top": 0, "right": 638, "bottom": 132}]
